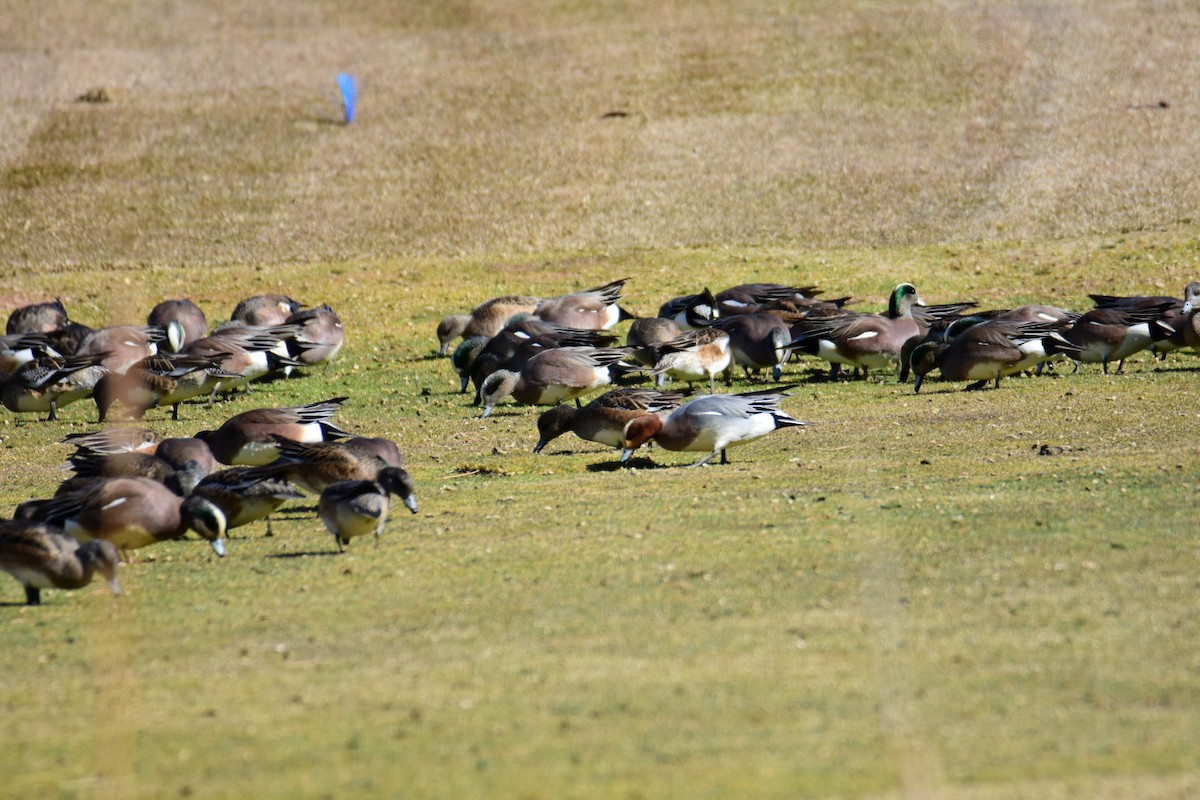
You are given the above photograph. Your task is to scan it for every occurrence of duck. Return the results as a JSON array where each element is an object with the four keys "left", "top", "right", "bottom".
[
  {"left": 180, "top": 325, "right": 304, "bottom": 396},
  {"left": 619, "top": 389, "right": 809, "bottom": 467},
  {"left": 534, "top": 388, "right": 687, "bottom": 453},
  {"left": 713, "top": 283, "right": 822, "bottom": 316},
  {"left": 658, "top": 289, "right": 719, "bottom": 330},
  {"left": 230, "top": 294, "right": 304, "bottom": 327},
  {"left": 785, "top": 283, "right": 968, "bottom": 379},
  {"left": 73, "top": 325, "right": 165, "bottom": 375},
  {"left": 183, "top": 465, "right": 304, "bottom": 539},
  {"left": 92, "top": 353, "right": 235, "bottom": 422},
  {"left": 437, "top": 295, "right": 541, "bottom": 356},
  {"left": 0, "top": 519, "right": 121, "bottom": 605},
  {"left": 910, "top": 319, "right": 1082, "bottom": 393},
  {"left": 147, "top": 299, "right": 209, "bottom": 353},
  {"left": 1090, "top": 282, "right": 1200, "bottom": 359},
  {"left": 649, "top": 327, "right": 732, "bottom": 392},
  {"left": 1, "top": 352, "right": 108, "bottom": 421},
  {"left": 65, "top": 450, "right": 210, "bottom": 496},
  {"left": 61, "top": 426, "right": 160, "bottom": 456},
  {"left": 533, "top": 279, "right": 631, "bottom": 330},
  {"left": 709, "top": 313, "right": 792, "bottom": 381},
  {"left": 6, "top": 298, "right": 69, "bottom": 335},
  {"left": 456, "top": 318, "right": 616, "bottom": 397},
  {"left": 16, "top": 477, "right": 227, "bottom": 557},
  {"left": 479, "top": 346, "right": 630, "bottom": 417},
  {"left": 0, "top": 332, "right": 56, "bottom": 378},
  {"left": 269, "top": 435, "right": 403, "bottom": 493},
  {"left": 319, "top": 467, "right": 418, "bottom": 552},
  {"left": 194, "top": 397, "right": 351, "bottom": 466},
  {"left": 284, "top": 304, "right": 345, "bottom": 368},
  {"left": 1058, "top": 305, "right": 1176, "bottom": 373},
  {"left": 624, "top": 317, "right": 683, "bottom": 367}
]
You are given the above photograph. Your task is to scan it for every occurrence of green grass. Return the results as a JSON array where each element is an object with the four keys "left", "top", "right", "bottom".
[{"left": 3, "top": 0, "right": 1200, "bottom": 797}]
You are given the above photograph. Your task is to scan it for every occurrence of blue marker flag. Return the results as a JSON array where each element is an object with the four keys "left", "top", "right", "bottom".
[{"left": 338, "top": 73, "right": 357, "bottom": 124}]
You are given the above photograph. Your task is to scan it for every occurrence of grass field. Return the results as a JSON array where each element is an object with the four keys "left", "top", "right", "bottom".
[{"left": 2, "top": 2, "right": 1200, "bottom": 799}]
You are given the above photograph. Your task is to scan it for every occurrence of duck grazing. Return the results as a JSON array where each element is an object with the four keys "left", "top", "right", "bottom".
[
  {"left": 1059, "top": 305, "right": 1176, "bottom": 373},
  {"left": 320, "top": 467, "right": 418, "bottom": 552},
  {"left": 437, "top": 295, "right": 541, "bottom": 356},
  {"left": 479, "top": 346, "right": 630, "bottom": 417},
  {"left": 533, "top": 279, "right": 631, "bottom": 330},
  {"left": 0, "top": 520, "right": 121, "bottom": 605},
  {"left": 147, "top": 299, "right": 209, "bottom": 353},
  {"left": 6, "top": 299, "right": 69, "bottom": 335},
  {"left": 620, "top": 389, "right": 810, "bottom": 467},
  {"left": 909, "top": 319, "right": 1082, "bottom": 393},
  {"left": 649, "top": 327, "right": 732, "bottom": 392},
  {"left": 184, "top": 465, "right": 304, "bottom": 539},
  {"left": 269, "top": 435, "right": 402, "bottom": 493},
  {"left": 534, "top": 388, "right": 688, "bottom": 453},
  {"left": 17, "top": 477, "right": 227, "bottom": 557},
  {"left": 194, "top": 397, "right": 351, "bottom": 466},
  {"left": 230, "top": 294, "right": 304, "bottom": 327},
  {"left": 1, "top": 352, "right": 108, "bottom": 421},
  {"left": 284, "top": 304, "right": 345, "bottom": 368}
]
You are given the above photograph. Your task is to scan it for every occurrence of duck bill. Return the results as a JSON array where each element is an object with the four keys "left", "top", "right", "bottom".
[
  {"left": 619, "top": 447, "right": 635, "bottom": 463},
  {"left": 533, "top": 439, "right": 547, "bottom": 454},
  {"left": 480, "top": 405, "right": 493, "bottom": 418},
  {"left": 106, "top": 577, "right": 122, "bottom": 597},
  {"left": 404, "top": 495, "right": 419, "bottom": 514},
  {"left": 913, "top": 374, "right": 925, "bottom": 394},
  {"left": 209, "top": 538, "right": 227, "bottom": 558}
]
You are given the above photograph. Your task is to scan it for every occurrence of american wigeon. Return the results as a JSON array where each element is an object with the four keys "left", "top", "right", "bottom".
[
  {"left": 0, "top": 332, "right": 55, "bottom": 378},
  {"left": 898, "top": 305, "right": 1076, "bottom": 382},
  {"left": 194, "top": 397, "right": 351, "bottom": 466},
  {"left": 533, "top": 279, "right": 631, "bottom": 330},
  {"left": 460, "top": 320, "right": 618, "bottom": 400},
  {"left": 1, "top": 352, "right": 108, "bottom": 421},
  {"left": 437, "top": 295, "right": 541, "bottom": 355},
  {"left": 153, "top": 437, "right": 218, "bottom": 475},
  {"left": 649, "top": 327, "right": 732, "bottom": 392},
  {"left": 18, "top": 477, "right": 227, "bottom": 557},
  {"left": 786, "top": 283, "right": 958, "bottom": 379},
  {"left": 625, "top": 317, "right": 683, "bottom": 367},
  {"left": 269, "top": 435, "right": 403, "bottom": 493},
  {"left": 1091, "top": 282, "right": 1200, "bottom": 358},
  {"left": 285, "top": 304, "right": 345, "bottom": 368},
  {"left": 713, "top": 284, "right": 822, "bottom": 316},
  {"left": 658, "top": 289, "right": 719, "bottom": 330},
  {"left": 1179, "top": 282, "right": 1200, "bottom": 348},
  {"left": 61, "top": 426, "right": 160, "bottom": 456},
  {"left": 619, "top": 389, "right": 809, "bottom": 467},
  {"left": 910, "top": 319, "right": 1081, "bottom": 393},
  {"left": 180, "top": 325, "right": 303, "bottom": 395},
  {"left": 0, "top": 519, "right": 121, "bottom": 605},
  {"left": 534, "top": 388, "right": 687, "bottom": 453},
  {"left": 66, "top": 450, "right": 210, "bottom": 496},
  {"left": 479, "top": 346, "right": 630, "bottom": 417},
  {"left": 319, "top": 467, "right": 418, "bottom": 553},
  {"left": 92, "top": 353, "right": 234, "bottom": 422},
  {"left": 710, "top": 313, "right": 792, "bottom": 381},
  {"left": 183, "top": 465, "right": 304, "bottom": 539},
  {"left": 231, "top": 294, "right": 304, "bottom": 327},
  {"left": 6, "top": 299, "right": 69, "bottom": 335},
  {"left": 1058, "top": 305, "right": 1176, "bottom": 373},
  {"left": 73, "top": 325, "right": 165, "bottom": 375},
  {"left": 147, "top": 299, "right": 209, "bottom": 353}
]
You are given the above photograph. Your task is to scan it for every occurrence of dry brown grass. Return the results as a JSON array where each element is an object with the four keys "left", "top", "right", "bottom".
[{"left": 3, "top": 1, "right": 1200, "bottom": 269}]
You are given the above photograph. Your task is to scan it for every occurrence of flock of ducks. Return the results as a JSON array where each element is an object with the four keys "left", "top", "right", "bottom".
[
  {"left": 440, "top": 276, "right": 1200, "bottom": 461},
  {"left": 0, "top": 294, "right": 418, "bottom": 606},
  {"left": 3, "top": 274, "right": 1198, "bottom": 606}
]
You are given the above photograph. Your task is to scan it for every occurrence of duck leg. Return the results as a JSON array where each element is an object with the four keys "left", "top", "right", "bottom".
[
  {"left": 687, "top": 451, "right": 720, "bottom": 468},
  {"left": 25, "top": 586, "right": 41, "bottom": 606}
]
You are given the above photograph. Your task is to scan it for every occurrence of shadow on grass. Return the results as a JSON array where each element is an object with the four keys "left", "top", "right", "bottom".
[
  {"left": 586, "top": 456, "right": 658, "bottom": 472},
  {"left": 266, "top": 550, "right": 341, "bottom": 559}
]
